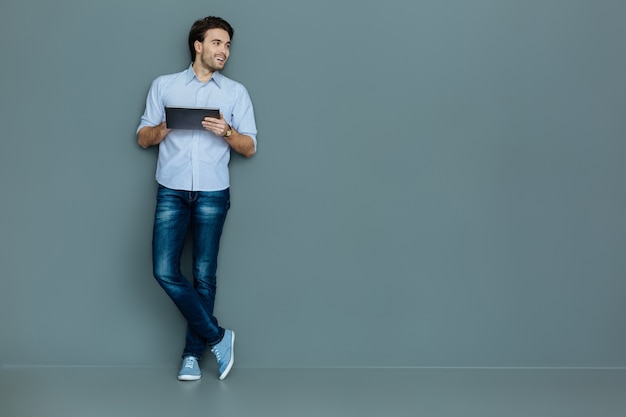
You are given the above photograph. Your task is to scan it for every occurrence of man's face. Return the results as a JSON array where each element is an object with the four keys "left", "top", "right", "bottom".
[{"left": 195, "top": 28, "right": 231, "bottom": 72}]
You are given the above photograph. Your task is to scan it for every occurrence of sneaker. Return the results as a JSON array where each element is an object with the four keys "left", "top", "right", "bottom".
[
  {"left": 211, "top": 329, "right": 235, "bottom": 380},
  {"left": 177, "top": 356, "right": 201, "bottom": 381}
]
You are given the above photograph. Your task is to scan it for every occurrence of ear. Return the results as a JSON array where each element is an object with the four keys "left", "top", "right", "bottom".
[{"left": 194, "top": 40, "right": 203, "bottom": 55}]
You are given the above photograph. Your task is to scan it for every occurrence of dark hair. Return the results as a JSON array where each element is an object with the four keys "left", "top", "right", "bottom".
[{"left": 188, "top": 16, "right": 234, "bottom": 62}]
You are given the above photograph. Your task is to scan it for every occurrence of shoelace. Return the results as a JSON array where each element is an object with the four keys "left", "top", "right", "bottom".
[
  {"left": 212, "top": 347, "right": 222, "bottom": 361},
  {"left": 184, "top": 357, "right": 197, "bottom": 369}
]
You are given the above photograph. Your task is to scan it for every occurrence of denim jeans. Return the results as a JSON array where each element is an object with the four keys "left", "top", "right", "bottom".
[{"left": 152, "top": 185, "right": 230, "bottom": 359}]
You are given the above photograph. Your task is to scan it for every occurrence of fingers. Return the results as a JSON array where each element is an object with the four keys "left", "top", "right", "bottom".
[{"left": 202, "top": 116, "right": 228, "bottom": 136}]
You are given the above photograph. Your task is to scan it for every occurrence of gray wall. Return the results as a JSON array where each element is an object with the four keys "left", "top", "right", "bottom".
[{"left": 1, "top": 0, "right": 625, "bottom": 368}]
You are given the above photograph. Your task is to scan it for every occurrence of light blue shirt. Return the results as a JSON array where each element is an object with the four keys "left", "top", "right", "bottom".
[{"left": 137, "top": 66, "right": 257, "bottom": 191}]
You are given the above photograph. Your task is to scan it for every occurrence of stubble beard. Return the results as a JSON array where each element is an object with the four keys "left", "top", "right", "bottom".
[{"left": 202, "top": 54, "right": 226, "bottom": 73}]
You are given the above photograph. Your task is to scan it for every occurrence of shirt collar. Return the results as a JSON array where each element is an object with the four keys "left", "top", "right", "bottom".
[{"left": 184, "top": 64, "right": 224, "bottom": 88}]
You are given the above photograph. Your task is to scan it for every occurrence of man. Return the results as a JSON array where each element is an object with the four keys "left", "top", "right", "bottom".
[{"left": 137, "top": 16, "right": 257, "bottom": 381}]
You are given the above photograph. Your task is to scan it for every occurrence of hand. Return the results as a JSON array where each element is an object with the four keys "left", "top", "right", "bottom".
[
  {"left": 202, "top": 112, "right": 230, "bottom": 137},
  {"left": 138, "top": 122, "right": 171, "bottom": 148}
]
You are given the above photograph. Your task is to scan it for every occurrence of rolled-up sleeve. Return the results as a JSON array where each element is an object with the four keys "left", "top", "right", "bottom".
[
  {"left": 231, "top": 86, "right": 258, "bottom": 150},
  {"left": 137, "top": 77, "right": 166, "bottom": 133}
]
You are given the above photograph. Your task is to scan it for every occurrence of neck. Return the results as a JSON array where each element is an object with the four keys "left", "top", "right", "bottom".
[{"left": 192, "top": 61, "right": 214, "bottom": 83}]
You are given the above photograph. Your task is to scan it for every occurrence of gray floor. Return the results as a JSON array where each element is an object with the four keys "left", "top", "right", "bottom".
[{"left": 1, "top": 366, "right": 625, "bottom": 417}]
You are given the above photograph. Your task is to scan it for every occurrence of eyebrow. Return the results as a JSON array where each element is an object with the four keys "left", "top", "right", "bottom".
[{"left": 209, "top": 38, "right": 231, "bottom": 44}]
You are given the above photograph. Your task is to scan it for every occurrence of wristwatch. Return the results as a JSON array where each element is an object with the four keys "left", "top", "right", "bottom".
[{"left": 224, "top": 125, "right": 232, "bottom": 138}]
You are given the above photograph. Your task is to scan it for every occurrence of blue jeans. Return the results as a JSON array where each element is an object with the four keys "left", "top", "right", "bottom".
[{"left": 152, "top": 185, "right": 230, "bottom": 359}]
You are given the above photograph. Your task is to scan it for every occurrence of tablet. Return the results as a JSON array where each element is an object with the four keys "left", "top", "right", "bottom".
[{"left": 165, "top": 106, "right": 220, "bottom": 130}]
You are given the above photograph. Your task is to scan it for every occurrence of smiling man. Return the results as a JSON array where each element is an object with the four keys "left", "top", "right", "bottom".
[{"left": 136, "top": 16, "right": 257, "bottom": 381}]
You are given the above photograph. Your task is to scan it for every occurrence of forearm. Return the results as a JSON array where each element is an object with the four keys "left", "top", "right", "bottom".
[
  {"left": 138, "top": 122, "right": 170, "bottom": 149},
  {"left": 224, "top": 127, "right": 256, "bottom": 158}
]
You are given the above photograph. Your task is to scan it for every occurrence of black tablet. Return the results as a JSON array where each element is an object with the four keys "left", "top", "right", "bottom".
[{"left": 165, "top": 106, "right": 220, "bottom": 130}]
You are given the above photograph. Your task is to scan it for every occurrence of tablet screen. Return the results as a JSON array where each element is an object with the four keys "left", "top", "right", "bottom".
[{"left": 165, "top": 106, "right": 220, "bottom": 130}]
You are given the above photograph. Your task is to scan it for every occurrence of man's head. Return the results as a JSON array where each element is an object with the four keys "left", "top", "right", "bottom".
[{"left": 188, "top": 16, "right": 234, "bottom": 64}]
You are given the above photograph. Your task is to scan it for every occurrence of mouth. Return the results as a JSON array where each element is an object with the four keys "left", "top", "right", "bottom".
[{"left": 216, "top": 55, "right": 226, "bottom": 63}]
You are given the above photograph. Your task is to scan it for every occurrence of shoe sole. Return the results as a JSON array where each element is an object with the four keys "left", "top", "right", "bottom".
[
  {"left": 218, "top": 331, "right": 235, "bottom": 381},
  {"left": 178, "top": 374, "right": 201, "bottom": 381}
]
